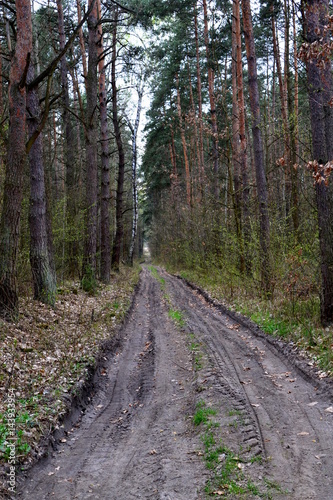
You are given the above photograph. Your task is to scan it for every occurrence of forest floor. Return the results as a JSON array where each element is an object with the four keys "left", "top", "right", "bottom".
[
  {"left": 10, "top": 265, "right": 333, "bottom": 499},
  {"left": 0, "top": 266, "right": 140, "bottom": 498}
]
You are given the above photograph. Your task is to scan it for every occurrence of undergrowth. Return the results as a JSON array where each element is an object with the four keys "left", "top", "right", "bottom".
[
  {"left": 163, "top": 263, "right": 333, "bottom": 376},
  {"left": 0, "top": 264, "right": 141, "bottom": 477}
]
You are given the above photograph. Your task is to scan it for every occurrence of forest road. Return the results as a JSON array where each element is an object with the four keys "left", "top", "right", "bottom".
[{"left": 17, "top": 266, "right": 333, "bottom": 499}]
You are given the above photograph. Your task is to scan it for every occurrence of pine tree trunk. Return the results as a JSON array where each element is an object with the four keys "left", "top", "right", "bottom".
[
  {"left": 27, "top": 63, "right": 57, "bottom": 305},
  {"left": 187, "top": 58, "right": 201, "bottom": 201},
  {"left": 232, "top": 1, "right": 245, "bottom": 273},
  {"left": 111, "top": 8, "right": 125, "bottom": 271},
  {"left": 129, "top": 84, "right": 144, "bottom": 266},
  {"left": 0, "top": 0, "right": 32, "bottom": 318},
  {"left": 284, "top": 0, "right": 299, "bottom": 235},
  {"left": 203, "top": 0, "right": 219, "bottom": 200},
  {"left": 235, "top": 0, "right": 251, "bottom": 273},
  {"left": 76, "top": 0, "right": 88, "bottom": 92},
  {"left": 304, "top": 0, "right": 333, "bottom": 325},
  {"left": 97, "top": 0, "right": 111, "bottom": 283},
  {"left": 56, "top": 0, "right": 77, "bottom": 276},
  {"left": 194, "top": 3, "right": 204, "bottom": 182},
  {"left": 83, "top": 0, "right": 99, "bottom": 278},
  {"left": 241, "top": 0, "right": 271, "bottom": 295},
  {"left": 175, "top": 73, "right": 191, "bottom": 206}
]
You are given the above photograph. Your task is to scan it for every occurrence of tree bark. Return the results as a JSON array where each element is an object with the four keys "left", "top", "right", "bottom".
[
  {"left": 0, "top": 0, "right": 32, "bottom": 318},
  {"left": 83, "top": 0, "right": 99, "bottom": 278},
  {"left": 304, "top": 0, "right": 333, "bottom": 325},
  {"left": 77, "top": 0, "right": 88, "bottom": 92},
  {"left": 27, "top": 62, "right": 57, "bottom": 305},
  {"left": 96, "top": 0, "right": 111, "bottom": 283},
  {"left": 194, "top": 3, "right": 204, "bottom": 182},
  {"left": 175, "top": 73, "right": 191, "bottom": 206},
  {"left": 111, "top": 8, "right": 125, "bottom": 271},
  {"left": 235, "top": 0, "right": 251, "bottom": 273},
  {"left": 129, "top": 83, "right": 144, "bottom": 266},
  {"left": 241, "top": 0, "right": 271, "bottom": 295},
  {"left": 232, "top": 0, "right": 245, "bottom": 273},
  {"left": 203, "top": 0, "right": 219, "bottom": 200},
  {"left": 56, "top": 0, "right": 77, "bottom": 276}
]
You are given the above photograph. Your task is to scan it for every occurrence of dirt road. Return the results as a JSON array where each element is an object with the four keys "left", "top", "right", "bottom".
[{"left": 17, "top": 267, "right": 333, "bottom": 499}]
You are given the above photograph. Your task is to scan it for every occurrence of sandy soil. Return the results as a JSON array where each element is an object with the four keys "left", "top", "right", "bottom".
[{"left": 17, "top": 267, "right": 333, "bottom": 499}]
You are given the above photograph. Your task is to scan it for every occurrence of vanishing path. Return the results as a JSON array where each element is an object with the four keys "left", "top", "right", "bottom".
[{"left": 18, "top": 267, "right": 333, "bottom": 499}]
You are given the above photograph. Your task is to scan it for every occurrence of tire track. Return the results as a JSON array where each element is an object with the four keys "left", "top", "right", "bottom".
[
  {"left": 161, "top": 269, "right": 333, "bottom": 499},
  {"left": 17, "top": 268, "right": 206, "bottom": 500}
]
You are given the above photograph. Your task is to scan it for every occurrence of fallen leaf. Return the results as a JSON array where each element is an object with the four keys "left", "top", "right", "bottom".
[
  {"left": 150, "top": 449, "right": 157, "bottom": 455},
  {"left": 212, "top": 492, "right": 225, "bottom": 496},
  {"left": 325, "top": 406, "right": 333, "bottom": 413},
  {"left": 48, "top": 472, "right": 55, "bottom": 476},
  {"left": 251, "top": 403, "right": 260, "bottom": 408},
  {"left": 297, "top": 432, "right": 309, "bottom": 436},
  {"left": 307, "top": 402, "right": 318, "bottom": 407}
]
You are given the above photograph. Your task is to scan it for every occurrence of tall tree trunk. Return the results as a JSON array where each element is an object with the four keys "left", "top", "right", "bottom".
[
  {"left": 241, "top": 0, "right": 271, "bottom": 295},
  {"left": 203, "top": 0, "right": 219, "bottom": 200},
  {"left": 27, "top": 62, "right": 57, "bottom": 305},
  {"left": 194, "top": 2, "right": 204, "bottom": 181},
  {"left": 286, "top": 0, "right": 299, "bottom": 235},
  {"left": 187, "top": 58, "right": 201, "bottom": 201},
  {"left": 97, "top": 0, "right": 111, "bottom": 283},
  {"left": 111, "top": 8, "right": 125, "bottom": 271},
  {"left": 175, "top": 73, "right": 191, "bottom": 206},
  {"left": 0, "top": 0, "right": 32, "bottom": 318},
  {"left": 235, "top": 0, "right": 251, "bottom": 273},
  {"left": 232, "top": 0, "right": 245, "bottom": 273},
  {"left": 83, "top": 0, "right": 99, "bottom": 278},
  {"left": 76, "top": 0, "right": 88, "bottom": 92},
  {"left": 0, "top": 39, "right": 3, "bottom": 119},
  {"left": 303, "top": 0, "right": 333, "bottom": 325},
  {"left": 129, "top": 83, "right": 144, "bottom": 266},
  {"left": 56, "top": 0, "right": 77, "bottom": 276},
  {"left": 0, "top": 39, "right": 3, "bottom": 173}
]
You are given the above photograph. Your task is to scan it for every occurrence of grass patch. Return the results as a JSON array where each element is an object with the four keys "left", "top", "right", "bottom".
[
  {"left": 193, "top": 401, "right": 266, "bottom": 498},
  {"left": 168, "top": 308, "right": 185, "bottom": 328},
  {"left": 193, "top": 401, "right": 217, "bottom": 426},
  {"left": 148, "top": 265, "right": 166, "bottom": 290}
]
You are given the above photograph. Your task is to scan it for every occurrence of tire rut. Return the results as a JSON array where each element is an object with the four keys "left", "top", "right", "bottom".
[
  {"left": 17, "top": 268, "right": 206, "bottom": 500},
  {"left": 159, "top": 269, "right": 333, "bottom": 499}
]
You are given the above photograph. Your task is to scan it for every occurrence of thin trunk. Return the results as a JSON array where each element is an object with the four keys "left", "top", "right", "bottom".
[
  {"left": 203, "top": 0, "right": 219, "bottom": 200},
  {"left": 288, "top": 0, "right": 299, "bottom": 234},
  {"left": 97, "top": 0, "right": 111, "bottom": 283},
  {"left": 235, "top": 0, "right": 251, "bottom": 273},
  {"left": 293, "top": 2, "right": 299, "bottom": 161},
  {"left": 271, "top": 10, "right": 289, "bottom": 157},
  {"left": 187, "top": 58, "right": 201, "bottom": 202},
  {"left": 27, "top": 62, "right": 57, "bottom": 305},
  {"left": 232, "top": 0, "right": 245, "bottom": 273},
  {"left": 0, "top": 0, "right": 32, "bottom": 318},
  {"left": 129, "top": 83, "right": 144, "bottom": 266},
  {"left": 111, "top": 8, "right": 125, "bottom": 271},
  {"left": 56, "top": 0, "right": 77, "bottom": 276},
  {"left": 0, "top": 40, "right": 3, "bottom": 118},
  {"left": 76, "top": 0, "right": 88, "bottom": 92},
  {"left": 194, "top": 3, "right": 204, "bottom": 179},
  {"left": 272, "top": 9, "right": 291, "bottom": 225},
  {"left": 0, "top": 40, "right": 3, "bottom": 174},
  {"left": 304, "top": 0, "right": 333, "bottom": 325},
  {"left": 83, "top": 0, "right": 99, "bottom": 277},
  {"left": 241, "top": 0, "right": 271, "bottom": 295},
  {"left": 175, "top": 73, "right": 191, "bottom": 206}
]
